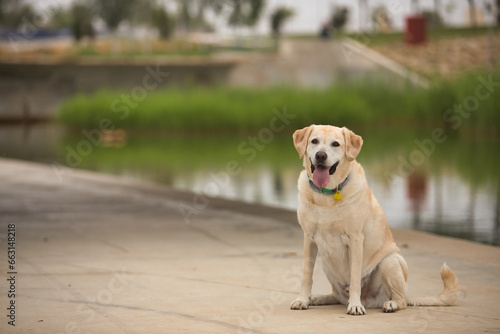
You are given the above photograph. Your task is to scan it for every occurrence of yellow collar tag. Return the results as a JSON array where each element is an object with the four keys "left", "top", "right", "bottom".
[{"left": 334, "top": 191, "right": 342, "bottom": 200}]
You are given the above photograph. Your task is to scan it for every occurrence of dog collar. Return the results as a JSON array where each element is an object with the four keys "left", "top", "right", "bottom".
[{"left": 308, "top": 174, "right": 350, "bottom": 200}]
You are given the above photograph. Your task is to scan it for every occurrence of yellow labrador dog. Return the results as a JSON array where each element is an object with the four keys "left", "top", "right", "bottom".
[{"left": 290, "top": 125, "right": 460, "bottom": 315}]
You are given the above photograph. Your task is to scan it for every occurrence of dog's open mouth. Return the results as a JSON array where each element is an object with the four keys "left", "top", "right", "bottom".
[{"left": 310, "top": 161, "right": 339, "bottom": 188}]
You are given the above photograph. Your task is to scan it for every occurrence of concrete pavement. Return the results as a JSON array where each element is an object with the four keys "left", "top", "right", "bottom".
[{"left": 1, "top": 157, "right": 499, "bottom": 333}]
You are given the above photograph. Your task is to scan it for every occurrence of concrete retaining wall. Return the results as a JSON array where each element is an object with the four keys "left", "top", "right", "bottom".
[{"left": 0, "top": 61, "right": 235, "bottom": 122}]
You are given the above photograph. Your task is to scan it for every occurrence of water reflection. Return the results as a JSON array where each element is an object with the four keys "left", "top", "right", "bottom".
[
  {"left": 407, "top": 172, "right": 427, "bottom": 229},
  {"left": 1, "top": 124, "right": 499, "bottom": 246}
]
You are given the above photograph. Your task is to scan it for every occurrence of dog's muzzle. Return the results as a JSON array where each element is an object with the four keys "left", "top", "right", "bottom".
[{"left": 310, "top": 160, "right": 339, "bottom": 175}]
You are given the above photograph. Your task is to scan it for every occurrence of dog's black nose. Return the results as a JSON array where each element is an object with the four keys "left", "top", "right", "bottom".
[{"left": 315, "top": 151, "right": 327, "bottom": 162}]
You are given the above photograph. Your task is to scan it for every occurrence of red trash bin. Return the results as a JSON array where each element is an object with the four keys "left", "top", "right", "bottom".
[{"left": 405, "top": 15, "right": 427, "bottom": 45}]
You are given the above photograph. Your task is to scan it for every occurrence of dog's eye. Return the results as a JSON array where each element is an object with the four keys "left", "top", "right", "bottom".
[
  {"left": 331, "top": 142, "right": 340, "bottom": 147},
  {"left": 311, "top": 139, "right": 318, "bottom": 144}
]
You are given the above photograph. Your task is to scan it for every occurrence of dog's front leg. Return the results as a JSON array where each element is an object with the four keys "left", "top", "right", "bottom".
[
  {"left": 347, "top": 235, "right": 366, "bottom": 315},
  {"left": 290, "top": 235, "right": 318, "bottom": 310}
]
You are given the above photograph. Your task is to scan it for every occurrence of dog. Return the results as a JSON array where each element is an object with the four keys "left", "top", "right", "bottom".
[{"left": 290, "top": 125, "right": 460, "bottom": 315}]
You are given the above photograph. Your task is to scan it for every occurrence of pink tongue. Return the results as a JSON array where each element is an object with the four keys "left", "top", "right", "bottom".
[{"left": 313, "top": 166, "right": 330, "bottom": 188}]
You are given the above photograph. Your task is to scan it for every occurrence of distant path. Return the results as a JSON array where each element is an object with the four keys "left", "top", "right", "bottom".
[{"left": 228, "top": 39, "right": 421, "bottom": 88}]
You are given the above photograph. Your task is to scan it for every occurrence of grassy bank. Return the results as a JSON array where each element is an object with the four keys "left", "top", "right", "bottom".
[
  {"left": 293, "top": 26, "right": 500, "bottom": 46},
  {"left": 57, "top": 67, "right": 500, "bottom": 132}
]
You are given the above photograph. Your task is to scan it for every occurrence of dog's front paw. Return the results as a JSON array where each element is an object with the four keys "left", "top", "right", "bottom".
[
  {"left": 347, "top": 301, "right": 366, "bottom": 315},
  {"left": 290, "top": 297, "right": 309, "bottom": 310}
]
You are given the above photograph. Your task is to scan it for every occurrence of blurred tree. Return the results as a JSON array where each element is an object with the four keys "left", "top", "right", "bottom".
[
  {"left": 270, "top": 6, "right": 294, "bottom": 37},
  {"left": 177, "top": 0, "right": 194, "bottom": 30},
  {"left": 332, "top": 6, "right": 349, "bottom": 31},
  {"left": 47, "top": 5, "right": 72, "bottom": 30},
  {"left": 497, "top": 0, "right": 500, "bottom": 25},
  {"left": 422, "top": 10, "right": 444, "bottom": 27},
  {"left": 71, "top": 1, "right": 95, "bottom": 41},
  {"left": 134, "top": 0, "right": 176, "bottom": 39},
  {"left": 152, "top": 6, "right": 176, "bottom": 39},
  {"left": 228, "top": 0, "right": 265, "bottom": 28},
  {"left": 95, "top": 0, "right": 137, "bottom": 53},
  {"left": 248, "top": 0, "right": 265, "bottom": 27},
  {"left": 228, "top": 0, "right": 244, "bottom": 26},
  {"left": 0, "top": 0, "right": 36, "bottom": 29},
  {"left": 176, "top": 0, "right": 218, "bottom": 32},
  {"left": 95, "top": 0, "right": 137, "bottom": 32},
  {"left": 134, "top": 0, "right": 156, "bottom": 24}
]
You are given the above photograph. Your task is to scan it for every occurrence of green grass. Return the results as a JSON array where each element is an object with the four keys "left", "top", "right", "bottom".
[
  {"left": 57, "top": 66, "right": 500, "bottom": 133},
  {"left": 347, "top": 26, "right": 500, "bottom": 46},
  {"left": 76, "top": 49, "right": 213, "bottom": 58},
  {"left": 292, "top": 26, "right": 500, "bottom": 46}
]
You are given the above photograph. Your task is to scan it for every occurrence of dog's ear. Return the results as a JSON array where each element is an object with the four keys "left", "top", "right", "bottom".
[
  {"left": 342, "top": 127, "right": 363, "bottom": 161},
  {"left": 293, "top": 125, "right": 314, "bottom": 159}
]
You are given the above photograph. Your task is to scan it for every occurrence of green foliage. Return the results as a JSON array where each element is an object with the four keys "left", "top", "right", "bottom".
[
  {"left": 270, "top": 7, "right": 294, "bottom": 35},
  {"left": 175, "top": 0, "right": 217, "bottom": 32},
  {"left": 227, "top": 0, "right": 265, "bottom": 27},
  {"left": 332, "top": 7, "right": 349, "bottom": 31},
  {"left": 422, "top": 10, "right": 444, "bottom": 27},
  {"left": 58, "top": 67, "right": 500, "bottom": 133},
  {"left": 270, "top": 6, "right": 294, "bottom": 36},
  {"left": 247, "top": 0, "right": 265, "bottom": 26},
  {"left": 95, "top": 0, "right": 137, "bottom": 31},
  {"left": 0, "top": 0, "right": 36, "bottom": 29},
  {"left": 71, "top": 1, "right": 95, "bottom": 41},
  {"left": 46, "top": 5, "right": 72, "bottom": 30},
  {"left": 152, "top": 6, "right": 175, "bottom": 39}
]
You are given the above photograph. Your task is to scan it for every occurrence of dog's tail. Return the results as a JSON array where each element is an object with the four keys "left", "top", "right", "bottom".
[{"left": 406, "top": 263, "right": 462, "bottom": 306}]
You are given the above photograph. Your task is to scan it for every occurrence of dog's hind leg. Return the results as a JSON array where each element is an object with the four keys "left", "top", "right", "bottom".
[{"left": 380, "top": 253, "right": 409, "bottom": 313}]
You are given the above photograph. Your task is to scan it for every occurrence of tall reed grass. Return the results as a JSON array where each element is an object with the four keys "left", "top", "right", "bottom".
[{"left": 57, "top": 67, "right": 500, "bottom": 132}]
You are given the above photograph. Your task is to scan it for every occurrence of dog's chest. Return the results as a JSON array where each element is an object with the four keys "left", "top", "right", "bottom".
[
  {"left": 314, "top": 229, "right": 350, "bottom": 257},
  {"left": 299, "top": 208, "right": 353, "bottom": 282},
  {"left": 314, "top": 229, "right": 351, "bottom": 284}
]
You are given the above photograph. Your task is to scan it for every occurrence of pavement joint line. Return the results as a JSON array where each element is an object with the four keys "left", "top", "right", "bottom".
[
  {"left": 422, "top": 308, "right": 500, "bottom": 321},
  {"left": 58, "top": 299, "right": 268, "bottom": 334}
]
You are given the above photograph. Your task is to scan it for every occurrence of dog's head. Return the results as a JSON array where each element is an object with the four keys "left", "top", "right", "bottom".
[{"left": 293, "top": 125, "right": 363, "bottom": 188}]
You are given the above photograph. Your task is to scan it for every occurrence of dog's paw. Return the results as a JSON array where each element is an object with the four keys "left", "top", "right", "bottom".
[
  {"left": 290, "top": 298, "right": 309, "bottom": 310},
  {"left": 347, "top": 302, "right": 366, "bottom": 315},
  {"left": 383, "top": 300, "right": 398, "bottom": 313}
]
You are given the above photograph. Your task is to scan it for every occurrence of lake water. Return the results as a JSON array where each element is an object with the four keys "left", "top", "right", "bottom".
[{"left": 2, "top": 123, "right": 499, "bottom": 246}]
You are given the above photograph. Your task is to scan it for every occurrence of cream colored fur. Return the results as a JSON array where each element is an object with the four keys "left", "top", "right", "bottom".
[{"left": 290, "top": 125, "right": 460, "bottom": 315}]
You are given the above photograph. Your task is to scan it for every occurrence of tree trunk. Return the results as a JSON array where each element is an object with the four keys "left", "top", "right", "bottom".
[{"left": 497, "top": 0, "right": 500, "bottom": 25}]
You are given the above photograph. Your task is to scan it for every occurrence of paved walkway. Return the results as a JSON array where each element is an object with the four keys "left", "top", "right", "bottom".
[
  {"left": 228, "top": 39, "right": 421, "bottom": 88},
  {"left": 1, "top": 158, "right": 499, "bottom": 333}
]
